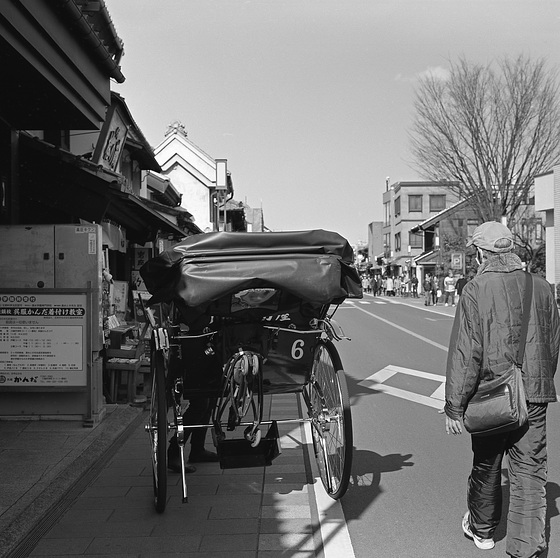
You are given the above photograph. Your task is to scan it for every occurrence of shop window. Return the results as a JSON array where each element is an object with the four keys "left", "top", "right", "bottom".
[
  {"left": 409, "top": 231, "right": 423, "bottom": 249},
  {"left": 429, "top": 195, "right": 446, "bottom": 212},
  {"left": 394, "top": 196, "right": 401, "bottom": 217},
  {"left": 384, "top": 233, "right": 391, "bottom": 255},
  {"left": 384, "top": 202, "right": 391, "bottom": 226},
  {"left": 535, "top": 218, "right": 543, "bottom": 241},
  {"left": 467, "top": 219, "right": 478, "bottom": 240},
  {"left": 521, "top": 218, "right": 544, "bottom": 244},
  {"left": 408, "top": 195, "right": 422, "bottom": 212}
]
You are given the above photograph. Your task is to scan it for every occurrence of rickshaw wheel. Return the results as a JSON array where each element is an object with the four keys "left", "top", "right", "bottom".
[
  {"left": 306, "top": 340, "right": 353, "bottom": 500},
  {"left": 149, "top": 349, "right": 168, "bottom": 513}
]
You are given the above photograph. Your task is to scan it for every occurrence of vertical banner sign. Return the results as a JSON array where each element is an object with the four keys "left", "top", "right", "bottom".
[
  {"left": 0, "top": 293, "right": 88, "bottom": 387},
  {"left": 92, "top": 104, "right": 128, "bottom": 173}
]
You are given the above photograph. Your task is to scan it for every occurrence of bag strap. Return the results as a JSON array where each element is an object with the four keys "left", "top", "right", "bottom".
[{"left": 516, "top": 272, "right": 533, "bottom": 366}]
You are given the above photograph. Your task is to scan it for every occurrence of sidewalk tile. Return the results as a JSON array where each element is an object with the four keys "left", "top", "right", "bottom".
[
  {"left": 258, "top": 532, "right": 316, "bottom": 551},
  {"left": 85, "top": 535, "right": 201, "bottom": 554},
  {"left": 261, "top": 505, "right": 312, "bottom": 519},
  {"left": 199, "top": 533, "right": 257, "bottom": 552}
]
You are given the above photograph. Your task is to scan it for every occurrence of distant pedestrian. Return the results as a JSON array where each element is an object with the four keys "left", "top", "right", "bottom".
[
  {"left": 455, "top": 273, "right": 467, "bottom": 298},
  {"left": 376, "top": 274, "right": 383, "bottom": 296},
  {"left": 444, "top": 269, "right": 456, "bottom": 306},
  {"left": 394, "top": 275, "right": 401, "bottom": 296},
  {"left": 386, "top": 275, "right": 395, "bottom": 296},
  {"left": 431, "top": 275, "right": 439, "bottom": 305},
  {"left": 411, "top": 273, "right": 419, "bottom": 298},
  {"left": 423, "top": 273, "right": 432, "bottom": 306}
]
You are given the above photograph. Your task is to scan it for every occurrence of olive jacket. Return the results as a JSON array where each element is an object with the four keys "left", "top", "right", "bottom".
[{"left": 444, "top": 253, "right": 560, "bottom": 421}]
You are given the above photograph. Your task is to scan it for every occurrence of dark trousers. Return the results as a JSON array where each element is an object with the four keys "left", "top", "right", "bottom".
[
  {"left": 468, "top": 403, "right": 548, "bottom": 557},
  {"left": 169, "top": 397, "right": 213, "bottom": 454}
]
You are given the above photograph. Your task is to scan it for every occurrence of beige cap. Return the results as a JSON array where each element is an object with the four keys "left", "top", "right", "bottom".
[{"left": 466, "top": 221, "right": 513, "bottom": 253}]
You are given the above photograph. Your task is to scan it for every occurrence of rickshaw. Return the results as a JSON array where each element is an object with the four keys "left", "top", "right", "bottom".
[{"left": 139, "top": 229, "right": 362, "bottom": 512}]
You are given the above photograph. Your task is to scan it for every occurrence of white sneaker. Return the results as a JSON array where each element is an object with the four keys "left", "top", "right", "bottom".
[
  {"left": 462, "top": 512, "right": 495, "bottom": 550},
  {"left": 445, "top": 303, "right": 449, "bottom": 306}
]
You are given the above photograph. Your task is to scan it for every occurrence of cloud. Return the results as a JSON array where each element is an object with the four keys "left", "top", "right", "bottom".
[
  {"left": 395, "top": 65, "right": 450, "bottom": 83},
  {"left": 418, "top": 65, "right": 450, "bottom": 81}
]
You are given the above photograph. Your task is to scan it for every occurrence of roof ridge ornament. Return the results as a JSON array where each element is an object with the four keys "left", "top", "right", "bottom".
[{"left": 165, "top": 120, "right": 188, "bottom": 138}]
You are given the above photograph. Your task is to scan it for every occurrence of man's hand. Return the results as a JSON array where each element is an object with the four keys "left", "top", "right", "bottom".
[{"left": 445, "top": 415, "right": 463, "bottom": 435}]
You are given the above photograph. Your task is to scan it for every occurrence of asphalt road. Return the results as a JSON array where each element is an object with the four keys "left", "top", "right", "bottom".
[{"left": 332, "top": 294, "right": 560, "bottom": 558}]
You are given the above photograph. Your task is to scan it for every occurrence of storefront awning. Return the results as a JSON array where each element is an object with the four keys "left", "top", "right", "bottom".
[
  {"left": 387, "top": 255, "right": 414, "bottom": 267},
  {"left": 411, "top": 199, "right": 469, "bottom": 233},
  {"left": 19, "top": 134, "right": 191, "bottom": 244},
  {"left": 414, "top": 250, "right": 441, "bottom": 265}
]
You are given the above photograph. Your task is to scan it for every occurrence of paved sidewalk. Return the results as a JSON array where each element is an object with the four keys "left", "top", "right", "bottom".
[
  {"left": 0, "top": 404, "right": 145, "bottom": 558},
  {"left": 2, "top": 394, "right": 327, "bottom": 558}
]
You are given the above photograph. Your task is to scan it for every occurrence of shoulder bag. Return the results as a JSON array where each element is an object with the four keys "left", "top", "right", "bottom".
[{"left": 463, "top": 273, "right": 532, "bottom": 437}]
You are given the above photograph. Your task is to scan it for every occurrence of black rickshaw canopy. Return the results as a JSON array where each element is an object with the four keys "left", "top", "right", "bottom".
[{"left": 140, "top": 229, "right": 362, "bottom": 310}]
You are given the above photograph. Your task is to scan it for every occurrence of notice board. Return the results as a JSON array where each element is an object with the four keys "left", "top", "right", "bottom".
[{"left": 0, "top": 292, "right": 88, "bottom": 387}]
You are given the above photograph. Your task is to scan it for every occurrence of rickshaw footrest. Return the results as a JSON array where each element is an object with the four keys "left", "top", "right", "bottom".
[{"left": 215, "top": 421, "right": 281, "bottom": 469}]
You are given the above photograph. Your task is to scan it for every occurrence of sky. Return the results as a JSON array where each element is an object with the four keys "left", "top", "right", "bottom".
[{"left": 107, "top": 0, "right": 560, "bottom": 245}]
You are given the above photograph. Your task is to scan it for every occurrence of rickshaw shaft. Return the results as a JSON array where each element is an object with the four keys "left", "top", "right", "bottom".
[{"left": 144, "top": 415, "right": 340, "bottom": 433}]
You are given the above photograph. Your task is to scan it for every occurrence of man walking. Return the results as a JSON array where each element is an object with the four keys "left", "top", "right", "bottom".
[
  {"left": 444, "top": 221, "right": 560, "bottom": 557},
  {"left": 423, "top": 273, "right": 432, "bottom": 306}
]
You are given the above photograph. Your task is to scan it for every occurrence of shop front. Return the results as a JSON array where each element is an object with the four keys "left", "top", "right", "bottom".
[{"left": 0, "top": 135, "right": 195, "bottom": 425}]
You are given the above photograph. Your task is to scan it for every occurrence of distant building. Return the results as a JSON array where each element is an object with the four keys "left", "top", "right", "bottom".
[
  {"left": 411, "top": 199, "right": 479, "bottom": 286},
  {"left": 154, "top": 121, "right": 229, "bottom": 232},
  {"left": 154, "top": 121, "right": 264, "bottom": 233},
  {"left": 240, "top": 202, "right": 265, "bottom": 232},
  {"left": 367, "top": 221, "right": 383, "bottom": 272},
  {"left": 382, "top": 180, "right": 459, "bottom": 278},
  {"left": 535, "top": 168, "right": 559, "bottom": 295}
]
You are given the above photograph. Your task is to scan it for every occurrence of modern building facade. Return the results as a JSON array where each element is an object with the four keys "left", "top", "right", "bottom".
[
  {"left": 535, "top": 167, "right": 559, "bottom": 297},
  {"left": 381, "top": 180, "right": 459, "bottom": 278}
]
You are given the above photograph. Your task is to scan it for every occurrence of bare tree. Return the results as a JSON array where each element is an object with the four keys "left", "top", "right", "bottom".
[{"left": 409, "top": 55, "right": 560, "bottom": 225}]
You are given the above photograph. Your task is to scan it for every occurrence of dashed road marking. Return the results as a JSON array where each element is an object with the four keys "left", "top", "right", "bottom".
[{"left": 349, "top": 303, "right": 449, "bottom": 352}]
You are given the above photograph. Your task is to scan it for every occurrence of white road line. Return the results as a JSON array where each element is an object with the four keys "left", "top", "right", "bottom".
[
  {"left": 358, "top": 365, "right": 446, "bottom": 409},
  {"left": 349, "top": 303, "right": 449, "bottom": 352},
  {"left": 431, "top": 382, "right": 446, "bottom": 400}
]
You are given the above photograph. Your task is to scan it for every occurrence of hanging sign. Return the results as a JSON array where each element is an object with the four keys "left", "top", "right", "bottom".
[{"left": 92, "top": 104, "right": 128, "bottom": 173}]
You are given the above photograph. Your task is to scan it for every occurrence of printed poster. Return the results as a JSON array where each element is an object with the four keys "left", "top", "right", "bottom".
[{"left": 0, "top": 293, "right": 88, "bottom": 387}]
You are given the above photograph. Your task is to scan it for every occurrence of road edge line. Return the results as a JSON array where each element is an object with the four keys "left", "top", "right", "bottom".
[{"left": 303, "top": 421, "right": 356, "bottom": 558}]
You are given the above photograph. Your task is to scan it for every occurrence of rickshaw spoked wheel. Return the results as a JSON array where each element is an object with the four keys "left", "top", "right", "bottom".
[
  {"left": 149, "top": 349, "right": 168, "bottom": 512},
  {"left": 305, "top": 340, "right": 353, "bottom": 500}
]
